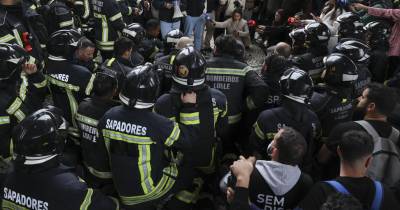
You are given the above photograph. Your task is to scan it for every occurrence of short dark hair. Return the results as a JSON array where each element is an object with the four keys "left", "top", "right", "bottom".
[
  {"left": 92, "top": 69, "right": 118, "bottom": 97},
  {"left": 365, "top": 83, "right": 397, "bottom": 116},
  {"left": 232, "top": 9, "right": 242, "bottom": 17},
  {"left": 214, "top": 35, "right": 237, "bottom": 56},
  {"left": 276, "top": 126, "right": 307, "bottom": 166},
  {"left": 339, "top": 130, "right": 373, "bottom": 163},
  {"left": 77, "top": 37, "right": 95, "bottom": 50},
  {"left": 320, "top": 193, "right": 363, "bottom": 210},
  {"left": 145, "top": 19, "right": 160, "bottom": 30},
  {"left": 114, "top": 37, "right": 134, "bottom": 57}
]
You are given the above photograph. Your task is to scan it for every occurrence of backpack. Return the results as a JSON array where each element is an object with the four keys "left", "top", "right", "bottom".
[
  {"left": 355, "top": 120, "right": 400, "bottom": 187},
  {"left": 324, "top": 180, "right": 383, "bottom": 210}
]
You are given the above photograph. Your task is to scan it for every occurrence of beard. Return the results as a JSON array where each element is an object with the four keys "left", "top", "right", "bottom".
[{"left": 353, "top": 104, "right": 367, "bottom": 121}]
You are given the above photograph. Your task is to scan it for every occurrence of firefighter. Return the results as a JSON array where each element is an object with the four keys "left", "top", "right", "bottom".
[
  {"left": 155, "top": 46, "right": 228, "bottom": 209},
  {"left": 248, "top": 68, "right": 320, "bottom": 173},
  {"left": 2, "top": 106, "right": 119, "bottom": 210},
  {"left": 291, "top": 22, "right": 330, "bottom": 80},
  {"left": 38, "top": 0, "right": 74, "bottom": 34},
  {"left": 0, "top": 0, "right": 48, "bottom": 61},
  {"left": 45, "top": 29, "right": 95, "bottom": 166},
  {"left": 205, "top": 34, "right": 268, "bottom": 158},
  {"left": 75, "top": 67, "right": 120, "bottom": 194},
  {"left": 336, "top": 12, "right": 366, "bottom": 42},
  {"left": 289, "top": 28, "right": 307, "bottom": 57},
  {"left": 97, "top": 63, "right": 195, "bottom": 210},
  {"left": 122, "top": 22, "right": 146, "bottom": 66}
]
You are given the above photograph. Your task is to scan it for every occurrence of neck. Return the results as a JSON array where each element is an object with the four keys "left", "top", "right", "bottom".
[
  {"left": 339, "top": 162, "right": 365, "bottom": 178},
  {"left": 364, "top": 113, "right": 387, "bottom": 122}
]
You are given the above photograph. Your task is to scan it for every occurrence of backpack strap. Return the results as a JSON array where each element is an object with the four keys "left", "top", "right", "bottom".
[
  {"left": 388, "top": 127, "right": 400, "bottom": 144},
  {"left": 355, "top": 120, "right": 380, "bottom": 139},
  {"left": 324, "top": 181, "right": 351, "bottom": 195},
  {"left": 371, "top": 181, "right": 383, "bottom": 210}
]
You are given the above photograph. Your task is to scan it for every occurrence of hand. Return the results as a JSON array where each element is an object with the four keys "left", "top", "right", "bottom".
[
  {"left": 351, "top": 3, "right": 368, "bottom": 11},
  {"left": 233, "top": 30, "right": 240, "bottom": 37},
  {"left": 165, "top": 2, "right": 173, "bottom": 9},
  {"left": 22, "top": 63, "right": 37, "bottom": 75},
  {"left": 226, "top": 187, "right": 235, "bottom": 204},
  {"left": 230, "top": 156, "right": 256, "bottom": 184},
  {"left": 181, "top": 92, "right": 196, "bottom": 104},
  {"left": 310, "top": 13, "right": 321, "bottom": 23}
]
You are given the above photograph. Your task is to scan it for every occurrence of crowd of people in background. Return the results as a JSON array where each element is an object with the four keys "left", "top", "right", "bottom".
[{"left": 1, "top": 0, "right": 400, "bottom": 209}]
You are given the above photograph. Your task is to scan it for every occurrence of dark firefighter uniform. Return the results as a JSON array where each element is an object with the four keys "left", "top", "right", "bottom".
[
  {"left": 116, "top": 0, "right": 135, "bottom": 24},
  {"left": 74, "top": 0, "right": 91, "bottom": 24},
  {"left": 38, "top": 0, "right": 75, "bottom": 35},
  {"left": 75, "top": 97, "right": 119, "bottom": 189},
  {"left": 45, "top": 56, "right": 95, "bottom": 142},
  {"left": 291, "top": 48, "right": 327, "bottom": 80},
  {"left": 91, "top": 0, "right": 126, "bottom": 56},
  {"left": 103, "top": 56, "right": 134, "bottom": 90},
  {"left": 0, "top": 0, "right": 47, "bottom": 61},
  {"left": 2, "top": 163, "right": 119, "bottom": 210},
  {"left": 154, "top": 50, "right": 178, "bottom": 94},
  {"left": 98, "top": 105, "right": 191, "bottom": 209}
]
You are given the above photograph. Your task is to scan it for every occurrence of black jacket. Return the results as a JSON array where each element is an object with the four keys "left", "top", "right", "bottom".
[{"left": 153, "top": 0, "right": 186, "bottom": 23}]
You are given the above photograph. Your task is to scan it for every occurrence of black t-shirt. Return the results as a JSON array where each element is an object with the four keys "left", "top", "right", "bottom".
[{"left": 298, "top": 177, "right": 399, "bottom": 210}]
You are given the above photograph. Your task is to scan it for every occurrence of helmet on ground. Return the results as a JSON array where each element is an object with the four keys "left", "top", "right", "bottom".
[{"left": 119, "top": 63, "right": 160, "bottom": 108}]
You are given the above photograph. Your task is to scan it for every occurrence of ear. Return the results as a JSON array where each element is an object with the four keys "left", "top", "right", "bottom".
[
  {"left": 365, "top": 155, "right": 373, "bottom": 169},
  {"left": 367, "top": 102, "right": 375, "bottom": 113}
]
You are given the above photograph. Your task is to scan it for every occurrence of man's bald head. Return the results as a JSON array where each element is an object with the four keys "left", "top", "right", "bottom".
[{"left": 275, "top": 42, "right": 291, "bottom": 58}]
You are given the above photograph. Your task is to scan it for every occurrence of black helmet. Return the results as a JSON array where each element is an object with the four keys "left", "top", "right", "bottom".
[
  {"left": 172, "top": 46, "right": 206, "bottom": 92},
  {"left": 322, "top": 53, "right": 358, "bottom": 86},
  {"left": 164, "top": 29, "right": 183, "bottom": 52},
  {"left": 0, "top": 43, "right": 29, "bottom": 81},
  {"left": 280, "top": 68, "right": 313, "bottom": 104},
  {"left": 289, "top": 28, "right": 306, "bottom": 46},
  {"left": 119, "top": 63, "right": 160, "bottom": 108},
  {"left": 334, "top": 40, "right": 370, "bottom": 64},
  {"left": 123, "top": 23, "right": 145, "bottom": 45},
  {"left": 138, "top": 39, "right": 159, "bottom": 62},
  {"left": 47, "top": 29, "right": 81, "bottom": 59},
  {"left": 336, "top": 12, "right": 365, "bottom": 39},
  {"left": 12, "top": 106, "right": 67, "bottom": 165},
  {"left": 304, "top": 22, "right": 331, "bottom": 44},
  {"left": 93, "top": 66, "right": 119, "bottom": 96},
  {"left": 364, "top": 21, "right": 390, "bottom": 46}
]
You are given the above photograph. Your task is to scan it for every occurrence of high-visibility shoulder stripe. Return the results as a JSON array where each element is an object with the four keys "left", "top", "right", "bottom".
[
  {"left": 205, "top": 67, "right": 247, "bottom": 76},
  {"left": 19, "top": 73, "right": 28, "bottom": 101},
  {"left": 228, "top": 113, "right": 242, "bottom": 124},
  {"left": 80, "top": 188, "right": 93, "bottom": 210},
  {"left": 85, "top": 74, "right": 95, "bottom": 95},
  {"left": 76, "top": 113, "right": 98, "bottom": 127},
  {"left": 253, "top": 122, "right": 266, "bottom": 140},
  {"left": 109, "top": 12, "right": 122, "bottom": 22},
  {"left": 0, "top": 34, "right": 15, "bottom": 43},
  {"left": 59, "top": 19, "right": 74, "bottom": 28},
  {"left": 33, "top": 79, "right": 48, "bottom": 88},
  {"left": 246, "top": 96, "right": 256, "bottom": 110},
  {"left": 46, "top": 76, "right": 80, "bottom": 91},
  {"left": 82, "top": 0, "right": 90, "bottom": 18},
  {"left": 6, "top": 98, "right": 23, "bottom": 116},
  {"left": 107, "top": 58, "right": 116, "bottom": 67},
  {"left": 169, "top": 55, "right": 176, "bottom": 65},
  {"left": 165, "top": 122, "right": 180, "bottom": 147},
  {"left": 84, "top": 162, "right": 112, "bottom": 179},
  {"left": 102, "top": 129, "right": 154, "bottom": 144},
  {"left": 179, "top": 112, "right": 200, "bottom": 125}
]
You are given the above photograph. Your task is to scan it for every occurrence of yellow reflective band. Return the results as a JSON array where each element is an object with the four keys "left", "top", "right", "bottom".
[
  {"left": 0, "top": 34, "right": 15, "bottom": 43},
  {"left": 76, "top": 113, "right": 98, "bottom": 127},
  {"left": 29, "top": 4, "right": 37, "bottom": 10},
  {"left": 253, "top": 122, "right": 266, "bottom": 140},
  {"left": 169, "top": 116, "right": 176, "bottom": 122},
  {"left": 2, "top": 199, "right": 28, "bottom": 210},
  {"left": 12, "top": 29, "right": 23, "bottom": 47},
  {"left": 341, "top": 98, "right": 348, "bottom": 104},
  {"left": 6, "top": 98, "right": 23, "bottom": 116},
  {"left": 169, "top": 55, "right": 176, "bottom": 65},
  {"left": 102, "top": 129, "right": 154, "bottom": 144},
  {"left": 74, "top": 1, "right": 83, "bottom": 5},
  {"left": 138, "top": 145, "right": 154, "bottom": 194},
  {"left": 46, "top": 76, "right": 80, "bottom": 91},
  {"left": 0, "top": 116, "right": 10, "bottom": 125},
  {"left": 165, "top": 123, "right": 180, "bottom": 147},
  {"left": 80, "top": 188, "right": 93, "bottom": 210},
  {"left": 246, "top": 96, "right": 256, "bottom": 110},
  {"left": 109, "top": 12, "right": 122, "bottom": 22},
  {"left": 59, "top": 19, "right": 74, "bottom": 28},
  {"left": 33, "top": 79, "right": 48, "bottom": 88},
  {"left": 14, "top": 110, "right": 26, "bottom": 122},
  {"left": 120, "top": 164, "right": 178, "bottom": 205},
  {"left": 66, "top": 90, "right": 79, "bottom": 128},
  {"left": 179, "top": 112, "right": 200, "bottom": 125},
  {"left": 107, "top": 58, "right": 116, "bottom": 67},
  {"left": 228, "top": 113, "right": 242, "bottom": 124},
  {"left": 206, "top": 67, "right": 247, "bottom": 76},
  {"left": 85, "top": 74, "right": 95, "bottom": 95},
  {"left": 83, "top": 0, "right": 90, "bottom": 18},
  {"left": 18, "top": 73, "right": 28, "bottom": 101},
  {"left": 84, "top": 162, "right": 112, "bottom": 179},
  {"left": 101, "top": 15, "right": 109, "bottom": 43},
  {"left": 128, "top": 7, "right": 132, "bottom": 15},
  {"left": 108, "top": 196, "right": 120, "bottom": 210}
]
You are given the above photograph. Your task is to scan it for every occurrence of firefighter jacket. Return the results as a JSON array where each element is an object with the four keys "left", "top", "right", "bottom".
[
  {"left": 154, "top": 50, "right": 178, "bottom": 94},
  {"left": 205, "top": 55, "right": 269, "bottom": 125},
  {"left": 39, "top": 0, "right": 74, "bottom": 34},
  {"left": 2, "top": 161, "right": 119, "bottom": 210},
  {"left": 91, "top": 0, "right": 126, "bottom": 51}
]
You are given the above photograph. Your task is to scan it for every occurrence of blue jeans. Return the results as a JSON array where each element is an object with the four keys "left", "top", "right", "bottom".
[
  {"left": 160, "top": 20, "right": 181, "bottom": 38},
  {"left": 184, "top": 15, "right": 206, "bottom": 50}
]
